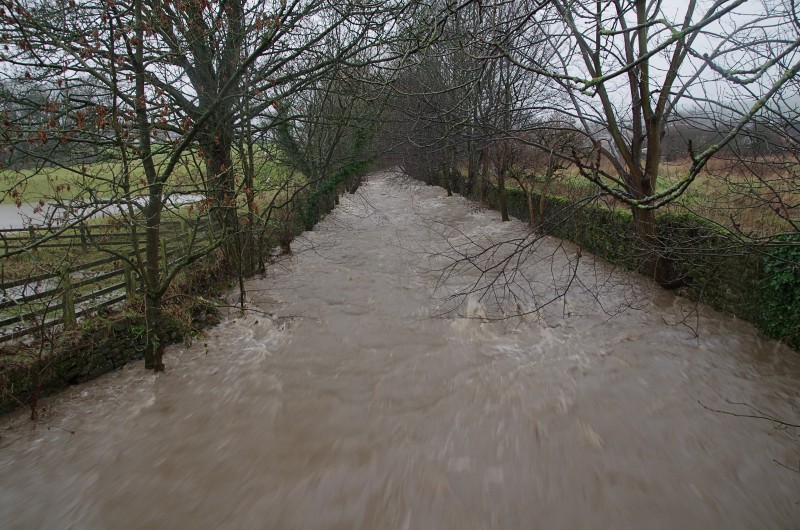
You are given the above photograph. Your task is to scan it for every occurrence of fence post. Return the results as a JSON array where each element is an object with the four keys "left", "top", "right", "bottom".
[
  {"left": 28, "top": 226, "right": 38, "bottom": 256},
  {"left": 61, "top": 265, "right": 75, "bottom": 325},
  {"left": 80, "top": 226, "right": 88, "bottom": 251},
  {"left": 161, "top": 237, "right": 168, "bottom": 272},
  {"left": 179, "top": 218, "right": 190, "bottom": 255},
  {"left": 123, "top": 262, "right": 136, "bottom": 302}
]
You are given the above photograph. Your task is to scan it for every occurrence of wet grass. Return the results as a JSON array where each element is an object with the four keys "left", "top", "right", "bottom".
[
  {"left": 0, "top": 156, "right": 198, "bottom": 206},
  {"left": 1, "top": 146, "right": 299, "bottom": 206},
  {"left": 509, "top": 156, "right": 799, "bottom": 237}
]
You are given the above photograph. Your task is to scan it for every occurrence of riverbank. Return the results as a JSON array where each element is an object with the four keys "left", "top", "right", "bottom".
[
  {"left": 0, "top": 165, "right": 363, "bottom": 415},
  {"left": 423, "top": 172, "right": 799, "bottom": 351},
  {"left": 0, "top": 251, "right": 226, "bottom": 416}
]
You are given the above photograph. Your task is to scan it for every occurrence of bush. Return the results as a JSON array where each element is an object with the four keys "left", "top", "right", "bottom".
[{"left": 758, "top": 238, "right": 800, "bottom": 349}]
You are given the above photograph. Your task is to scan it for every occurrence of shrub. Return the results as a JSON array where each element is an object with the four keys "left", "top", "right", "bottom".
[{"left": 758, "top": 237, "right": 800, "bottom": 349}]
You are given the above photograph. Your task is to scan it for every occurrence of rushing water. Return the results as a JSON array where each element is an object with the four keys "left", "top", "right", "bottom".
[{"left": 1, "top": 171, "right": 798, "bottom": 529}]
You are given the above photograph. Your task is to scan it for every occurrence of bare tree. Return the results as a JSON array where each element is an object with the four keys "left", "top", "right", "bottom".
[
  {"left": 510, "top": 118, "right": 583, "bottom": 229},
  {"left": 0, "top": 0, "right": 413, "bottom": 371},
  {"left": 499, "top": 0, "right": 800, "bottom": 287}
]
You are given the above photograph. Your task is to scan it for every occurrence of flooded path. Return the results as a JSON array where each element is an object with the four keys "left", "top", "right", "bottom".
[{"left": 1, "top": 171, "right": 798, "bottom": 528}]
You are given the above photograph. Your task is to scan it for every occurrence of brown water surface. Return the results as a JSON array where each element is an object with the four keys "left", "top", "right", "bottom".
[{"left": 1, "top": 171, "right": 798, "bottom": 529}]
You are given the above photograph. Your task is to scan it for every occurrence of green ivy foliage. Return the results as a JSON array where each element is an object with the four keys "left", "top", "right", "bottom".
[
  {"left": 758, "top": 238, "right": 800, "bottom": 349},
  {"left": 297, "top": 123, "right": 374, "bottom": 230}
]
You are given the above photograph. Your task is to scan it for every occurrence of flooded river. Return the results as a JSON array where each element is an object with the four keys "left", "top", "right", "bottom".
[{"left": 1, "top": 171, "right": 798, "bottom": 528}]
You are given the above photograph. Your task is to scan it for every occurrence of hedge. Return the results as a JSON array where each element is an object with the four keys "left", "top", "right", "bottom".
[{"left": 427, "top": 172, "right": 797, "bottom": 350}]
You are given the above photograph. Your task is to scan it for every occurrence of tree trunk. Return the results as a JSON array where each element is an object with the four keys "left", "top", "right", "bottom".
[
  {"left": 480, "top": 148, "right": 489, "bottom": 206},
  {"left": 144, "top": 290, "right": 165, "bottom": 372},
  {"left": 498, "top": 169, "right": 509, "bottom": 222},
  {"left": 497, "top": 144, "right": 509, "bottom": 222},
  {"left": 143, "top": 190, "right": 164, "bottom": 371},
  {"left": 203, "top": 127, "right": 242, "bottom": 269},
  {"left": 449, "top": 147, "right": 460, "bottom": 195},
  {"left": 527, "top": 191, "right": 535, "bottom": 228},
  {"left": 443, "top": 160, "right": 452, "bottom": 197},
  {"left": 242, "top": 95, "right": 257, "bottom": 276},
  {"left": 537, "top": 153, "right": 556, "bottom": 230},
  {"left": 537, "top": 187, "right": 548, "bottom": 229},
  {"left": 625, "top": 164, "right": 683, "bottom": 289},
  {"left": 204, "top": 131, "right": 236, "bottom": 226},
  {"left": 631, "top": 207, "right": 680, "bottom": 288},
  {"left": 133, "top": 0, "right": 165, "bottom": 371},
  {"left": 466, "top": 140, "right": 478, "bottom": 198}
]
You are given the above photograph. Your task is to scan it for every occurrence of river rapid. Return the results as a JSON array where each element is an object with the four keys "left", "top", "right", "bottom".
[{"left": 1, "top": 171, "right": 798, "bottom": 529}]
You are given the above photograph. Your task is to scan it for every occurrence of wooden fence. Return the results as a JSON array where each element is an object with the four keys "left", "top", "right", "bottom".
[{"left": 0, "top": 221, "right": 210, "bottom": 344}]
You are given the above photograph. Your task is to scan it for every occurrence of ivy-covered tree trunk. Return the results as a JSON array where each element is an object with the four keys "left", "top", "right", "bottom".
[
  {"left": 480, "top": 147, "right": 489, "bottom": 206},
  {"left": 201, "top": 122, "right": 243, "bottom": 272},
  {"left": 497, "top": 142, "right": 510, "bottom": 222},
  {"left": 627, "top": 165, "right": 679, "bottom": 288},
  {"left": 466, "top": 140, "right": 479, "bottom": 198},
  {"left": 203, "top": 124, "right": 236, "bottom": 226}
]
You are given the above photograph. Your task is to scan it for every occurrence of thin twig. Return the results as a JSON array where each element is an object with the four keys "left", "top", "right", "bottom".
[
  {"left": 698, "top": 400, "right": 800, "bottom": 428},
  {"left": 772, "top": 459, "right": 800, "bottom": 474}
]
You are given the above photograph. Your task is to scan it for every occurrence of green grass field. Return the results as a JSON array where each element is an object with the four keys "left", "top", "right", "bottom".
[
  {"left": 0, "top": 157, "right": 196, "bottom": 205},
  {"left": 0, "top": 148, "right": 301, "bottom": 285},
  {"left": 0, "top": 145, "right": 300, "bottom": 206}
]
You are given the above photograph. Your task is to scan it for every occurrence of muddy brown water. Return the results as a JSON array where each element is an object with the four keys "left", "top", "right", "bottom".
[{"left": 1, "top": 171, "right": 798, "bottom": 529}]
